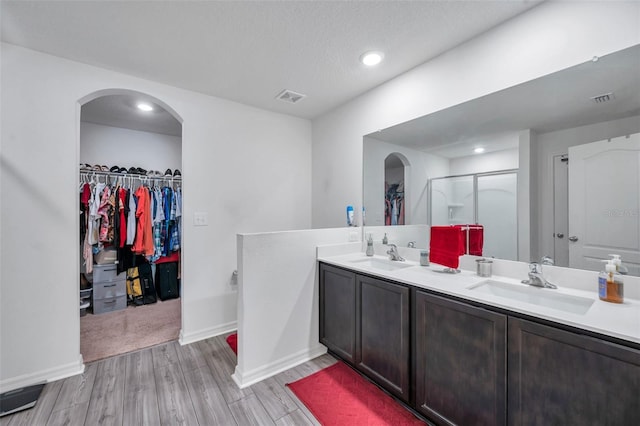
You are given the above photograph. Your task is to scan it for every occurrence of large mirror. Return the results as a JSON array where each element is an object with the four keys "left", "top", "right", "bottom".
[{"left": 363, "top": 44, "right": 640, "bottom": 275}]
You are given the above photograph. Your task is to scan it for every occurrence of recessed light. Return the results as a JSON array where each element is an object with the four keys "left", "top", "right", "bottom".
[
  {"left": 474, "top": 147, "right": 485, "bottom": 154},
  {"left": 137, "top": 102, "right": 153, "bottom": 112},
  {"left": 360, "top": 51, "right": 384, "bottom": 66}
]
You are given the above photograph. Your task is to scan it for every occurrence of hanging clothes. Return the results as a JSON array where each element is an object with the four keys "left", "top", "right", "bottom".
[
  {"left": 117, "top": 187, "right": 127, "bottom": 248},
  {"left": 80, "top": 182, "right": 93, "bottom": 274},
  {"left": 151, "top": 188, "right": 164, "bottom": 262},
  {"left": 126, "top": 189, "right": 137, "bottom": 245},
  {"left": 80, "top": 172, "right": 183, "bottom": 275},
  {"left": 132, "top": 186, "right": 154, "bottom": 256},
  {"left": 175, "top": 187, "right": 182, "bottom": 251},
  {"left": 169, "top": 187, "right": 180, "bottom": 252},
  {"left": 88, "top": 182, "right": 105, "bottom": 245},
  {"left": 97, "top": 185, "right": 114, "bottom": 243},
  {"left": 391, "top": 198, "right": 398, "bottom": 225}
]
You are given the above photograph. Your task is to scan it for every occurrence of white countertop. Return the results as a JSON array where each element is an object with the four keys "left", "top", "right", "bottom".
[{"left": 318, "top": 251, "right": 640, "bottom": 346}]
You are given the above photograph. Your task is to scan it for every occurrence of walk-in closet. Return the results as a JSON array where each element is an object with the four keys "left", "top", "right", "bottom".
[{"left": 79, "top": 92, "right": 183, "bottom": 363}]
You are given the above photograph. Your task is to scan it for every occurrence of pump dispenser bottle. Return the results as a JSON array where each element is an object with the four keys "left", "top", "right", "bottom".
[
  {"left": 366, "top": 234, "right": 374, "bottom": 256},
  {"left": 609, "top": 254, "right": 629, "bottom": 275},
  {"left": 599, "top": 260, "right": 624, "bottom": 303}
]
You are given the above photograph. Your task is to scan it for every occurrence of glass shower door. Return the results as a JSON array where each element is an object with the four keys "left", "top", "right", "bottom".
[{"left": 477, "top": 172, "right": 518, "bottom": 260}]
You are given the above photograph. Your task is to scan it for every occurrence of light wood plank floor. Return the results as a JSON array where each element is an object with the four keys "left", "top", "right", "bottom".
[{"left": 1, "top": 333, "right": 337, "bottom": 426}]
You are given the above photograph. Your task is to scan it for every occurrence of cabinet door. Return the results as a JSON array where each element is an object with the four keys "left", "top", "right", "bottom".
[
  {"left": 356, "top": 274, "right": 410, "bottom": 401},
  {"left": 414, "top": 290, "right": 506, "bottom": 426},
  {"left": 319, "top": 263, "right": 356, "bottom": 364},
  {"left": 508, "top": 317, "right": 640, "bottom": 425}
]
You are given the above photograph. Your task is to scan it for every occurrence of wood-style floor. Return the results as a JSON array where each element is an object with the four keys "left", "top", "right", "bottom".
[{"left": 1, "top": 334, "right": 337, "bottom": 426}]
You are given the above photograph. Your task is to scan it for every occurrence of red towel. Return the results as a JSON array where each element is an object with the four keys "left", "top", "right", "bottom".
[
  {"left": 429, "top": 226, "right": 465, "bottom": 269},
  {"left": 454, "top": 225, "right": 484, "bottom": 256}
]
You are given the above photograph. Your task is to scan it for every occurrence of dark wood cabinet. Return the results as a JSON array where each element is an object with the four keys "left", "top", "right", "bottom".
[
  {"left": 414, "top": 290, "right": 507, "bottom": 426},
  {"left": 319, "top": 263, "right": 357, "bottom": 363},
  {"left": 356, "top": 274, "right": 410, "bottom": 401},
  {"left": 508, "top": 317, "right": 640, "bottom": 425},
  {"left": 319, "top": 262, "right": 640, "bottom": 426}
]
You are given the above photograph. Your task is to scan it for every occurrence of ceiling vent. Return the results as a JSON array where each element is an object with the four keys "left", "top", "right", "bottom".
[
  {"left": 276, "top": 89, "right": 306, "bottom": 104},
  {"left": 590, "top": 92, "right": 615, "bottom": 104}
]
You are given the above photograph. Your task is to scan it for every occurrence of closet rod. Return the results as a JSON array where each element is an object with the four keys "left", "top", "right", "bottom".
[{"left": 80, "top": 170, "right": 181, "bottom": 181}]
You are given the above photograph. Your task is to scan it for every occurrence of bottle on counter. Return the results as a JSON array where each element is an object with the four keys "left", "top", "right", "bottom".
[
  {"left": 366, "top": 234, "right": 374, "bottom": 257},
  {"left": 599, "top": 259, "right": 624, "bottom": 304},
  {"left": 346, "top": 205, "right": 354, "bottom": 227},
  {"left": 382, "top": 233, "right": 388, "bottom": 245},
  {"left": 420, "top": 250, "right": 430, "bottom": 266}
]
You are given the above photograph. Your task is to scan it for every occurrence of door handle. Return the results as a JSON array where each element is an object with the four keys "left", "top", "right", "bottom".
[
  {"left": 556, "top": 233, "right": 564, "bottom": 239},
  {"left": 568, "top": 236, "right": 579, "bottom": 242}
]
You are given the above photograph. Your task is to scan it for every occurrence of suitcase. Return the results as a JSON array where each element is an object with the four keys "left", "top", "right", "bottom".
[{"left": 155, "top": 262, "right": 180, "bottom": 300}]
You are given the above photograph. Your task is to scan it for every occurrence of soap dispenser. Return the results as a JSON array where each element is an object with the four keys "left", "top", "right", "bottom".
[
  {"left": 382, "top": 233, "right": 388, "bottom": 245},
  {"left": 599, "top": 260, "right": 624, "bottom": 304},
  {"left": 609, "top": 254, "right": 629, "bottom": 275},
  {"left": 366, "top": 234, "right": 374, "bottom": 256}
]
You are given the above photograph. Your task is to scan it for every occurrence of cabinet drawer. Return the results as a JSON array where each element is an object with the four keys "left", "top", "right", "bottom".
[
  {"left": 93, "top": 296, "right": 126, "bottom": 315},
  {"left": 93, "top": 264, "right": 124, "bottom": 283},
  {"left": 93, "top": 279, "right": 126, "bottom": 300}
]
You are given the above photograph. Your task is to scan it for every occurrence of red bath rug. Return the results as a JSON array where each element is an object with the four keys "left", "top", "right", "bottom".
[{"left": 287, "top": 361, "right": 425, "bottom": 425}]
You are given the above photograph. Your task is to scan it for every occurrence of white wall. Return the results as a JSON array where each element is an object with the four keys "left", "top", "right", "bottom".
[
  {"left": 535, "top": 114, "right": 640, "bottom": 261},
  {"left": 233, "top": 229, "right": 358, "bottom": 388},
  {"left": 449, "top": 148, "right": 518, "bottom": 176},
  {"left": 312, "top": 1, "right": 640, "bottom": 229},
  {"left": 0, "top": 43, "right": 312, "bottom": 392},
  {"left": 80, "top": 122, "right": 182, "bottom": 172}
]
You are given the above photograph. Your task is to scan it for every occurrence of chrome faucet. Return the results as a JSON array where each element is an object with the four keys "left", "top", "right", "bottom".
[
  {"left": 387, "top": 244, "right": 405, "bottom": 261},
  {"left": 522, "top": 256, "right": 557, "bottom": 289}
]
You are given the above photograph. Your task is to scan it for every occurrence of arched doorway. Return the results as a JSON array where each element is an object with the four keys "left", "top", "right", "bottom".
[
  {"left": 77, "top": 89, "right": 184, "bottom": 363},
  {"left": 384, "top": 153, "right": 410, "bottom": 226}
]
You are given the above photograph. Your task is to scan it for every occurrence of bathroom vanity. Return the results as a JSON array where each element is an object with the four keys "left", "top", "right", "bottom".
[{"left": 318, "top": 253, "right": 640, "bottom": 426}]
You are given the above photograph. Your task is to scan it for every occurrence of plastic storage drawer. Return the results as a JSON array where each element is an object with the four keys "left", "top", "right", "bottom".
[
  {"left": 93, "top": 295, "right": 126, "bottom": 314},
  {"left": 92, "top": 264, "right": 123, "bottom": 283},
  {"left": 93, "top": 279, "right": 126, "bottom": 300}
]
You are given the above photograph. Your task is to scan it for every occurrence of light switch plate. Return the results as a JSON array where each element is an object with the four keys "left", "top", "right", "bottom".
[{"left": 194, "top": 212, "right": 208, "bottom": 226}]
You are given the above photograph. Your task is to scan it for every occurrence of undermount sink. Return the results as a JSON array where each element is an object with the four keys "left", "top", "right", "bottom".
[
  {"left": 468, "top": 279, "right": 595, "bottom": 315},
  {"left": 349, "top": 257, "right": 413, "bottom": 272}
]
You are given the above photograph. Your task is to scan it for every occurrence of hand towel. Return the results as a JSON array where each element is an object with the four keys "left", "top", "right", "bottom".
[
  {"left": 454, "top": 225, "right": 484, "bottom": 256},
  {"left": 429, "top": 226, "right": 465, "bottom": 269}
]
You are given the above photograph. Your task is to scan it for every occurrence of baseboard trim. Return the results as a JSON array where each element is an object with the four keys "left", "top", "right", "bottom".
[
  {"left": 178, "top": 321, "right": 237, "bottom": 346},
  {"left": 0, "top": 356, "right": 84, "bottom": 394},
  {"left": 232, "top": 344, "right": 327, "bottom": 389}
]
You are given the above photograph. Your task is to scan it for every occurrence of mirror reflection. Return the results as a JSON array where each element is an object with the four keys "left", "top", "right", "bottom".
[
  {"left": 430, "top": 170, "right": 518, "bottom": 261},
  {"left": 363, "top": 44, "right": 640, "bottom": 275}
]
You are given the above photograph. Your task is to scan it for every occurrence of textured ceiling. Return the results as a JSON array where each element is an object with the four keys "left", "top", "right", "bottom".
[{"left": 1, "top": 0, "right": 542, "bottom": 120}]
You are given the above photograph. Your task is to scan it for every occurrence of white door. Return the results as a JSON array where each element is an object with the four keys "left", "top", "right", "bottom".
[
  {"left": 568, "top": 133, "right": 640, "bottom": 275},
  {"left": 553, "top": 155, "right": 569, "bottom": 267}
]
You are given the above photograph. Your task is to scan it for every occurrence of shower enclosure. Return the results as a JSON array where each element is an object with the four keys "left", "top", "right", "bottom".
[{"left": 430, "top": 170, "right": 518, "bottom": 260}]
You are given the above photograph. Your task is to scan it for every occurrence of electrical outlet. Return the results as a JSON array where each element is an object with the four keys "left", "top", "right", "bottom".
[{"left": 194, "top": 212, "right": 208, "bottom": 226}]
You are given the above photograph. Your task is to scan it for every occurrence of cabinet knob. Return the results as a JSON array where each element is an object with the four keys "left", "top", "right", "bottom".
[{"left": 568, "top": 236, "right": 579, "bottom": 242}]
